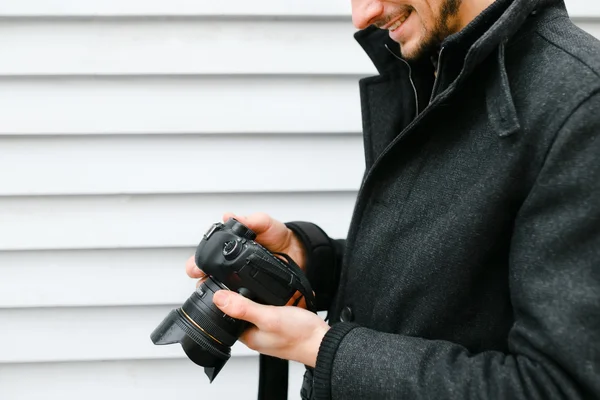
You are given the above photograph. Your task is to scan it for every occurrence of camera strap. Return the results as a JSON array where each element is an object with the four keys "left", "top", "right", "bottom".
[
  {"left": 247, "top": 251, "right": 317, "bottom": 400},
  {"left": 258, "top": 355, "right": 289, "bottom": 400},
  {"left": 272, "top": 252, "right": 317, "bottom": 311},
  {"left": 247, "top": 252, "right": 317, "bottom": 313}
]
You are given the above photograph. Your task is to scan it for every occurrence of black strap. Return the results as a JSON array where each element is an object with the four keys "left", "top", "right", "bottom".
[
  {"left": 253, "top": 249, "right": 316, "bottom": 400},
  {"left": 300, "top": 368, "right": 315, "bottom": 400},
  {"left": 258, "top": 355, "right": 289, "bottom": 400},
  {"left": 247, "top": 252, "right": 317, "bottom": 313},
  {"left": 285, "top": 222, "right": 337, "bottom": 312},
  {"left": 271, "top": 251, "right": 317, "bottom": 312}
]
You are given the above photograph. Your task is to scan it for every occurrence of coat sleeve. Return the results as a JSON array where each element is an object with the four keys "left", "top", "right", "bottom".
[
  {"left": 285, "top": 221, "right": 345, "bottom": 312},
  {"left": 312, "top": 92, "right": 600, "bottom": 400}
]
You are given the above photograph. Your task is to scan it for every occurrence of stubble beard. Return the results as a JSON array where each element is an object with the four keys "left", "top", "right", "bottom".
[{"left": 400, "top": 0, "right": 463, "bottom": 61}]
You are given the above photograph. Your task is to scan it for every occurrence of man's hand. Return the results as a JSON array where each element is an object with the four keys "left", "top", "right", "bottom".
[
  {"left": 185, "top": 212, "right": 310, "bottom": 306},
  {"left": 212, "top": 289, "right": 330, "bottom": 368},
  {"left": 184, "top": 213, "right": 325, "bottom": 365}
]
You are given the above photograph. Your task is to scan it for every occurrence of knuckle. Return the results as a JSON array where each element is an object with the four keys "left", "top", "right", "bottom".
[
  {"left": 243, "top": 335, "right": 258, "bottom": 350},
  {"left": 255, "top": 212, "right": 273, "bottom": 228},
  {"left": 240, "top": 329, "right": 259, "bottom": 351},
  {"left": 232, "top": 302, "right": 248, "bottom": 319},
  {"left": 254, "top": 211, "right": 269, "bottom": 220}
]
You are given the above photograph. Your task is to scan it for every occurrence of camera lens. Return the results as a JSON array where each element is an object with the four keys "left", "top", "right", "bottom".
[
  {"left": 150, "top": 278, "right": 248, "bottom": 382},
  {"left": 151, "top": 217, "right": 313, "bottom": 383}
]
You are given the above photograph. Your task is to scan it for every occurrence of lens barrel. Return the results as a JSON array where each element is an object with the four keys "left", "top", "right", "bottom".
[{"left": 151, "top": 278, "right": 247, "bottom": 382}]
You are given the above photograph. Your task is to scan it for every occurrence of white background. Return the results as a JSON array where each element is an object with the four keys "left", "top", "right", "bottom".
[{"left": 0, "top": 1, "right": 598, "bottom": 399}]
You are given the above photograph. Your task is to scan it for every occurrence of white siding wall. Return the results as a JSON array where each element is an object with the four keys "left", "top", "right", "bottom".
[{"left": 0, "top": 1, "right": 598, "bottom": 399}]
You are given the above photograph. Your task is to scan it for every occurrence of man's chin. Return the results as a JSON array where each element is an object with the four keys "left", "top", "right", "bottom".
[
  {"left": 399, "top": 49, "right": 417, "bottom": 61},
  {"left": 399, "top": 38, "right": 439, "bottom": 62},
  {"left": 399, "top": 45, "right": 424, "bottom": 62}
]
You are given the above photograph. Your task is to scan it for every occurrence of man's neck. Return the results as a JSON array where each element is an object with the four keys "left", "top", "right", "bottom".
[{"left": 430, "top": 0, "right": 501, "bottom": 77}]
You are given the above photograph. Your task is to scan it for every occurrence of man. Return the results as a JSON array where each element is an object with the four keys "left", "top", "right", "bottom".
[{"left": 187, "top": 0, "right": 600, "bottom": 398}]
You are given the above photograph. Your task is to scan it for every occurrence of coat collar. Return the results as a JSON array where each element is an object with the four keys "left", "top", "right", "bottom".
[
  {"left": 353, "top": 0, "right": 567, "bottom": 138},
  {"left": 353, "top": 0, "right": 564, "bottom": 75}
]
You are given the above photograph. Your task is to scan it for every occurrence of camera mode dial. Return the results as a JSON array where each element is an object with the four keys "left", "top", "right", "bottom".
[{"left": 223, "top": 239, "right": 242, "bottom": 260}]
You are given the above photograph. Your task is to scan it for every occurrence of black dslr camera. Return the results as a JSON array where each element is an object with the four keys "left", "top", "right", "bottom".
[{"left": 150, "top": 218, "right": 316, "bottom": 382}]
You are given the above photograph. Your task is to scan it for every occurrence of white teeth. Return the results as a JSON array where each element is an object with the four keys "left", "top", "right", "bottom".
[
  {"left": 388, "top": 13, "right": 409, "bottom": 31},
  {"left": 389, "top": 20, "right": 402, "bottom": 31}
]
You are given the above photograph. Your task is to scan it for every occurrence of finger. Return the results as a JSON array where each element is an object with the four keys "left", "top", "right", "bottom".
[
  {"left": 242, "top": 212, "right": 274, "bottom": 234},
  {"left": 213, "top": 290, "right": 279, "bottom": 331},
  {"left": 222, "top": 213, "right": 254, "bottom": 230},
  {"left": 238, "top": 325, "right": 261, "bottom": 350},
  {"left": 222, "top": 212, "right": 273, "bottom": 235},
  {"left": 185, "top": 255, "right": 206, "bottom": 279},
  {"left": 195, "top": 276, "right": 209, "bottom": 288},
  {"left": 222, "top": 211, "right": 238, "bottom": 223},
  {"left": 237, "top": 325, "right": 279, "bottom": 355}
]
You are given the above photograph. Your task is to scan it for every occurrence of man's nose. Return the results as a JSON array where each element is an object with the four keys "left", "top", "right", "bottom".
[{"left": 351, "top": 0, "right": 385, "bottom": 30}]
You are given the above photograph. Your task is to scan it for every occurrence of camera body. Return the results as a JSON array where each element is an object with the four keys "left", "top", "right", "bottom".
[
  {"left": 151, "top": 218, "right": 314, "bottom": 382},
  {"left": 196, "top": 218, "right": 296, "bottom": 306}
]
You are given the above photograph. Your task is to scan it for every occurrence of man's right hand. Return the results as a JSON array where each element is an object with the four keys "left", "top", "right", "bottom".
[{"left": 185, "top": 211, "right": 308, "bottom": 285}]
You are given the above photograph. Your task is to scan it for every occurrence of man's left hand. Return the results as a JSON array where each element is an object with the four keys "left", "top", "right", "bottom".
[{"left": 212, "top": 290, "right": 330, "bottom": 368}]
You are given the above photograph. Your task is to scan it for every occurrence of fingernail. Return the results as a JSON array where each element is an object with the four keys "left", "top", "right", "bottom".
[{"left": 213, "top": 291, "right": 229, "bottom": 307}]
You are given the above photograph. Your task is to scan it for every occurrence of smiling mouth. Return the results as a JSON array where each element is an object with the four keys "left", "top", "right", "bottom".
[{"left": 385, "top": 10, "right": 412, "bottom": 32}]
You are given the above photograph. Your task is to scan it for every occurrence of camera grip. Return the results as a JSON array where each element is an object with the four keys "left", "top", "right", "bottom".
[{"left": 246, "top": 251, "right": 316, "bottom": 312}]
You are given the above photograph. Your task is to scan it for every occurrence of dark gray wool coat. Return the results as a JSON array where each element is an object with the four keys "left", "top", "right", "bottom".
[{"left": 285, "top": 0, "right": 600, "bottom": 398}]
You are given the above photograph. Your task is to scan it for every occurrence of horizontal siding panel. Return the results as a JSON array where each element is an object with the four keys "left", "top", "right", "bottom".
[
  {"left": 565, "top": 0, "right": 600, "bottom": 18},
  {"left": 0, "top": 20, "right": 373, "bottom": 76},
  {"left": 0, "top": 192, "right": 355, "bottom": 250},
  {"left": 577, "top": 21, "right": 600, "bottom": 39},
  {"left": 0, "top": 19, "right": 595, "bottom": 78},
  {"left": 0, "top": 0, "right": 351, "bottom": 17},
  {"left": 0, "top": 251, "right": 345, "bottom": 309},
  {"left": 0, "top": 134, "right": 363, "bottom": 196},
  {"left": 0, "top": 359, "right": 306, "bottom": 400},
  {"left": 0, "top": 248, "right": 197, "bottom": 308},
  {"left": 0, "top": 0, "right": 595, "bottom": 18},
  {"left": 0, "top": 250, "right": 337, "bottom": 310},
  {"left": 0, "top": 76, "right": 362, "bottom": 135},
  {"left": 0, "top": 305, "right": 259, "bottom": 362}
]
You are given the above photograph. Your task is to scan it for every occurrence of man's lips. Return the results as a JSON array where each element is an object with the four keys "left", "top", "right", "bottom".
[{"left": 381, "top": 10, "right": 412, "bottom": 30}]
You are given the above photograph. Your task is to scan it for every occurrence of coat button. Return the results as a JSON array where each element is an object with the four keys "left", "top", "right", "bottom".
[{"left": 339, "top": 306, "right": 354, "bottom": 323}]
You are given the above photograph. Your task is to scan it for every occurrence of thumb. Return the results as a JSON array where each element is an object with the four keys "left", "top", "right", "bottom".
[{"left": 213, "top": 290, "right": 271, "bottom": 328}]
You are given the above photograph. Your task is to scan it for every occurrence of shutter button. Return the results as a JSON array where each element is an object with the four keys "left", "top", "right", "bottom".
[{"left": 339, "top": 306, "right": 354, "bottom": 323}]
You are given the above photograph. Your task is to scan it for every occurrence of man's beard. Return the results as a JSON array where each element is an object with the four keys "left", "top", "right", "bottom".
[{"left": 402, "top": 0, "right": 462, "bottom": 61}]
